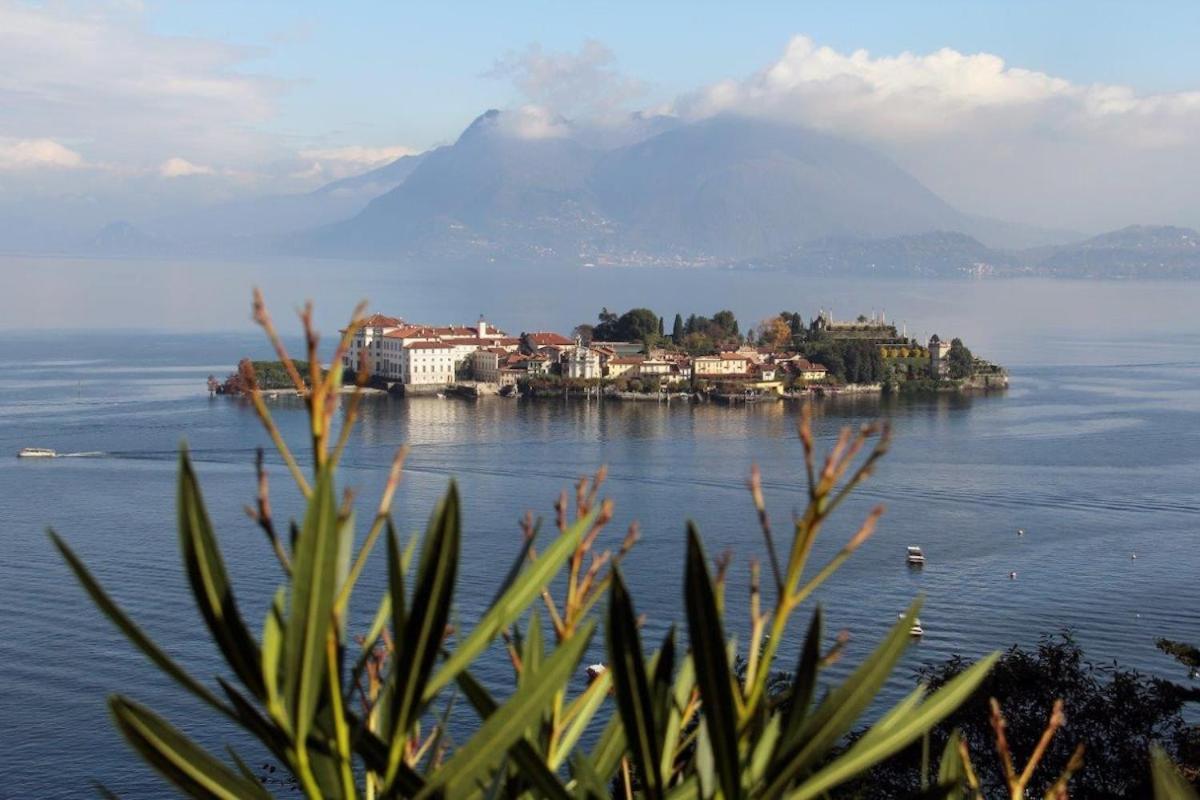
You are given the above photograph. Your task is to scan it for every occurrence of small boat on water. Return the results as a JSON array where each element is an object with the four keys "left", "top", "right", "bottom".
[
  {"left": 906, "top": 546, "right": 925, "bottom": 565},
  {"left": 17, "top": 447, "right": 56, "bottom": 458},
  {"left": 899, "top": 612, "right": 924, "bottom": 637}
]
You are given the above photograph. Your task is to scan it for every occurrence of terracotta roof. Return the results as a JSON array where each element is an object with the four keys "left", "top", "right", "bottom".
[
  {"left": 524, "top": 331, "right": 574, "bottom": 346},
  {"left": 794, "top": 358, "right": 827, "bottom": 371},
  {"left": 608, "top": 356, "right": 645, "bottom": 365},
  {"left": 383, "top": 325, "right": 437, "bottom": 339},
  {"left": 362, "top": 313, "right": 403, "bottom": 327},
  {"left": 405, "top": 341, "right": 456, "bottom": 350}
]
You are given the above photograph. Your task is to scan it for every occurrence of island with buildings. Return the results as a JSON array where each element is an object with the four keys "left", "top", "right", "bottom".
[{"left": 214, "top": 308, "right": 1007, "bottom": 402}]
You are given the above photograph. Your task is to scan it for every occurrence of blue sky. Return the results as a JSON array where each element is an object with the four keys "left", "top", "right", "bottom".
[{"left": 143, "top": 0, "right": 1200, "bottom": 150}]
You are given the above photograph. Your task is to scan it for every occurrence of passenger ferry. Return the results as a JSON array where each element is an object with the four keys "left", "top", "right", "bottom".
[{"left": 17, "top": 447, "right": 56, "bottom": 458}]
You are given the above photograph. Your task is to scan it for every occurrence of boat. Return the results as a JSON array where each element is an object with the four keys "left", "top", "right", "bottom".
[
  {"left": 906, "top": 546, "right": 925, "bottom": 565},
  {"left": 899, "top": 612, "right": 924, "bottom": 637},
  {"left": 17, "top": 447, "right": 56, "bottom": 458}
]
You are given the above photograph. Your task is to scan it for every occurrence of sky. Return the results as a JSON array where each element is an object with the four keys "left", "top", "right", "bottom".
[{"left": 3, "top": 0, "right": 1200, "bottom": 236}]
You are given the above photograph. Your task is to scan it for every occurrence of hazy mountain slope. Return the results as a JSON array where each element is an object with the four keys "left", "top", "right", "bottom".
[
  {"left": 143, "top": 152, "right": 429, "bottom": 249},
  {"left": 736, "top": 231, "right": 1017, "bottom": 276},
  {"left": 590, "top": 116, "right": 969, "bottom": 258},
  {"left": 313, "top": 110, "right": 605, "bottom": 257},
  {"left": 1034, "top": 225, "right": 1200, "bottom": 277}
]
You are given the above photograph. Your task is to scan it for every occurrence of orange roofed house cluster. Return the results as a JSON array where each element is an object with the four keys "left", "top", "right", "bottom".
[{"left": 343, "top": 313, "right": 831, "bottom": 392}]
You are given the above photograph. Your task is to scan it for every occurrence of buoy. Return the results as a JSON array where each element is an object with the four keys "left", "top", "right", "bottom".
[
  {"left": 1017, "top": 528, "right": 1025, "bottom": 536},
  {"left": 1009, "top": 571, "right": 1017, "bottom": 580},
  {"left": 1131, "top": 553, "right": 1137, "bottom": 560}
]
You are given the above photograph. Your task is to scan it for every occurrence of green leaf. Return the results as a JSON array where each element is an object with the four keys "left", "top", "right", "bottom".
[
  {"left": 587, "top": 708, "right": 628, "bottom": 788},
  {"left": 660, "top": 652, "right": 695, "bottom": 781},
  {"left": 607, "top": 568, "right": 665, "bottom": 799},
  {"left": 419, "top": 621, "right": 595, "bottom": 799},
  {"left": 553, "top": 667, "right": 612, "bottom": 771},
  {"left": 386, "top": 482, "right": 459, "bottom": 788},
  {"left": 48, "top": 531, "right": 233, "bottom": 720},
  {"left": 425, "top": 508, "right": 596, "bottom": 701},
  {"left": 763, "top": 600, "right": 923, "bottom": 798},
  {"left": 261, "top": 588, "right": 286, "bottom": 727},
  {"left": 1152, "top": 746, "right": 1200, "bottom": 800},
  {"left": 936, "top": 729, "right": 968, "bottom": 800},
  {"left": 569, "top": 752, "right": 610, "bottom": 800},
  {"left": 785, "top": 652, "right": 998, "bottom": 800},
  {"left": 177, "top": 449, "right": 264, "bottom": 700},
  {"left": 453, "top": 668, "right": 572, "bottom": 800},
  {"left": 684, "top": 523, "right": 742, "bottom": 800},
  {"left": 109, "top": 696, "right": 271, "bottom": 800},
  {"left": 774, "top": 606, "right": 821, "bottom": 764},
  {"left": 283, "top": 465, "right": 341, "bottom": 749}
]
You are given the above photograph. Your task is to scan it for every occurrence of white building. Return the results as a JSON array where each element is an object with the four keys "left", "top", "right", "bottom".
[
  {"left": 403, "top": 341, "right": 456, "bottom": 385},
  {"left": 565, "top": 345, "right": 602, "bottom": 380}
]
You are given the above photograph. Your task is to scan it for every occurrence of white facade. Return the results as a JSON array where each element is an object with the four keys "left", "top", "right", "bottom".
[
  {"left": 403, "top": 343, "right": 456, "bottom": 385},
  {"left": 565, "top": 346, "right": 602, "bottom": 380}
]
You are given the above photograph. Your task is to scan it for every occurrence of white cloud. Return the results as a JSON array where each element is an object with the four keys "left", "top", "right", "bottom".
[
  {"left": 673, "top": 35, "right": 1200, "bottom": 145},
  {"left": 0, "top": 138, "right": 85, "bottom": 170},
  {"left": 159, "top": 157, "right": 214, "bottom": 178},
  {"left": 0, "top": 2, "right": 282, "bottom": 172},
  {"left": 298, "top": 144, "right": 418, "bottom": 166},
  {"left": 494, "top": 105, "right": 571, "bottom": 140},
  {"left": 487, "top": 39, "right": 645, "bottom": 122},
  {"left": 668, "top": 36, "right": 1200, "bottom": 229}
]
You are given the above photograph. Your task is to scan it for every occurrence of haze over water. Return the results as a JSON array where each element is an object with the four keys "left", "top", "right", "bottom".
[{"left": 1, "top": 258, "right": 1198, "bottom": 797}]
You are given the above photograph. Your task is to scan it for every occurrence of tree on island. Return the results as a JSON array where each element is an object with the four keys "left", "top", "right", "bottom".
[
  {"left": 672, "top": 313, "right": 684, "bottom": 343},
  {"left": 571, "top": 323, "right": 594, "bottom": 345},
  {"left": 592, "top": 307, "right": 659, "bottom": 343},
  {"left": 755, "top": 316, "right": 793, "bottom": 350},
  {"left": 948, "top": 337, "right": 975, "bottom": 379}
]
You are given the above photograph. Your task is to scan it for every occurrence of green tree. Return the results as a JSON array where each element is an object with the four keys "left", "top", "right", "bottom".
[
  {"left": 948, "top": 337, "right": 974, "bottom": 379},
  {"left": 672, "top": 313, "right": 684, "bottom": 343},
  {"left": 711, "top": 309, "right": 740, "bottom": 341},
  {"left": 615, "top": 307, "right": 659, "bottom": 342}
]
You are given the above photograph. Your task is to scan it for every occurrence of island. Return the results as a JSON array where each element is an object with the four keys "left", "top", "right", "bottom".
[{"left": 211, "top": 308, "right": 1006, "bottom": 402}]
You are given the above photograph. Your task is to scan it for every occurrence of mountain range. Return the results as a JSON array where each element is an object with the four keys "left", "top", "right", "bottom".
[{"left": 85, "top": 110, "right": 1200, "bottom": 278}]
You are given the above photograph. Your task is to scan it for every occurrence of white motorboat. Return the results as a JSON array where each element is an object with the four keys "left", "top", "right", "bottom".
[
  {"left": 906, "top": 546, "right": 925, "bottom": 565},
  {"left": 899, "top": 612, "right": 924, "bottom": 637},
  {"left": 17, "top": 447, "right": 56, "bottom": 458}
]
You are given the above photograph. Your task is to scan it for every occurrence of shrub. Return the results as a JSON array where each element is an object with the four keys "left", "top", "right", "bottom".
[{"left": 53, "top": 294, "right": 1007, "bottom": 798}]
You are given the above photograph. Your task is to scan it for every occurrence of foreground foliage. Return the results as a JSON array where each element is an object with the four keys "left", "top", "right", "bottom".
[
  {"left": 849, "top": 632, "right": 1200, "bottom": 798},
  {"left": 49, "top": 293, "right": 1188, "bottom": 798}
]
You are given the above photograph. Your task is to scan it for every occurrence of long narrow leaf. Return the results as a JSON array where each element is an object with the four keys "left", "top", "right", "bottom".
[
  {"left": 774, "top": 606, "right": 822, "bottom": 765},
  {"left": 453, "top": 667, "right": 572, "bottom": 800},
  {"left": 177, "top": 449, "right": 265, "bottom": 699},
  {"left": 786, "top": 653, "right": 997, "bottom": 800},
  {"left": 419, "top": 621, "right": 595, "bottom": 799},
  {"left": 1152, "top": 746, "right": 1200, "bottom": 800},
  {"left": 109, "top": 696, "right": 271, "bottom": 800},
  {"left": 386, "top": 483, "right": 459, "bottom": 788},
  {"left": 425, "top": 508, "right": 596, "bottom": 700},
  {"left": 684, "top": 524, "right": 742, "bottom": 800},
  {"left": 284, "top": 465, "right": 341, "bottom": 748},
  {"left": 607, "top": 568, "right": 665, "bottom": 799},
  {"left": 762, "top": 600, "right": 923, "bottom": 798}
]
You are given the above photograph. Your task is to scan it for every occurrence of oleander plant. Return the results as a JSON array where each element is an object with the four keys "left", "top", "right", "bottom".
[{"left": 50, "top": 293, "right": 1194, "bottom": 798}]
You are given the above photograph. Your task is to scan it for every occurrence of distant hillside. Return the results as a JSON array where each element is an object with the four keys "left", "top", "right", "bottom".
[
  {"left": 308, "top": 111, "right": 1060, "bottom": 264},
  {"left": 141, "top": 151, "right": 429, "bottom": 251},
  {"left": 1034, "top": 225, "right": 1200, "bottom": 278},
  {"left": 733, "top": 225, "right": 1200, "bottom": 278},
  {"left": 735, "top": 231, "right": 1018, "bottom": 277}
]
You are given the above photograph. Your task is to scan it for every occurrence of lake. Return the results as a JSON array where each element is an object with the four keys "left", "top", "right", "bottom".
[{"left": 0, "top": 257, "right": 1198, "bottom": 797}]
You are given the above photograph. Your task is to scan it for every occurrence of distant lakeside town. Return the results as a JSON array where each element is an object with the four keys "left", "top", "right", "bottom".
[{"left": 213, "top": 307, "right": 1008, "bottom": 403}]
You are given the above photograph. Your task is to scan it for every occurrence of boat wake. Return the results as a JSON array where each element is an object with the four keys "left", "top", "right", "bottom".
[{"left": 56, "top": 451, "right": 105, "bottom": 458}]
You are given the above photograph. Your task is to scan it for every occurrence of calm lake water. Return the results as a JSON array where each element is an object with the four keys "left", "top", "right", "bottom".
[{"left": 0, "top": 258, "right": 1198, "bottom": 797}]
